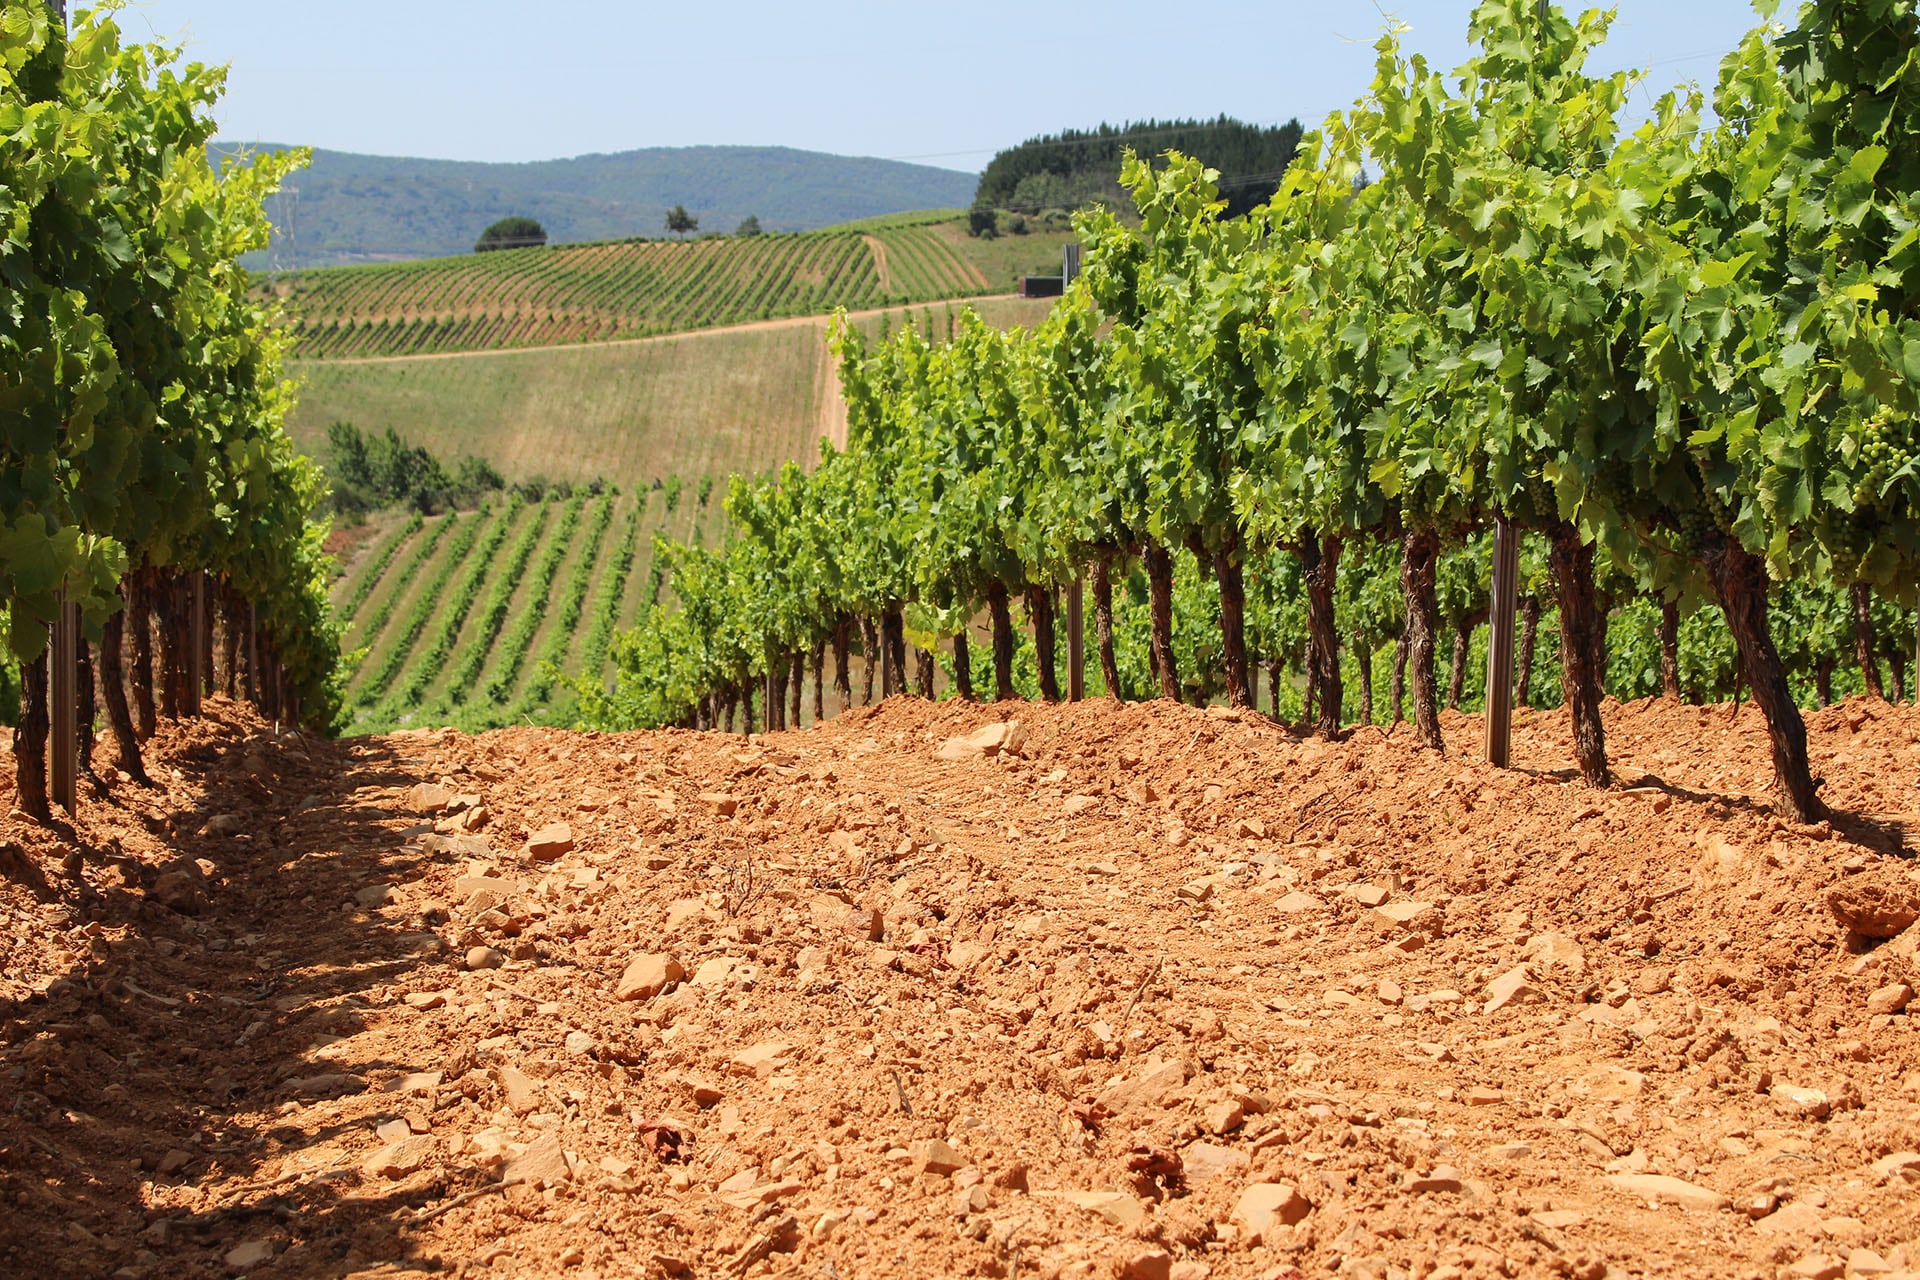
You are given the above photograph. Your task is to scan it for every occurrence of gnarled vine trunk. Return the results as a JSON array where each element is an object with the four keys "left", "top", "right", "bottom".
[
  {"left": 812, "top": 639, "right": 825, "bottom": 722},
  {"left": 100, "top": 606, "right": 146, "bottom": 784},
  {"left": 1889, "top": 649, "right": 1907, "bottom": 704},
  {"left": 952, "top": 629, "right": 975, "bottom": 701},
  {"left": 1027, "top": 585, "right": 1061, "bottom": 702},
  {"left": 832, "top": 617, "right": 853, "bottom": 713},
  {"left": 1515, "top": 596, "right": 1539, "bottom": 707},
  {"left": 1143, "top": 542, "right": 1179, "bottom": 701},
  {"left": 987, "top": 582, "right": 1017, "bottom": 701},
  {"left": 1400, "top": 530, "right": 1442, "bottom": 750},
  {"left": 1267, "top": 658, "right": 1283, "bottom": 719},
  {"left": 915, "top": 648, "right": 936, "bottom": 699},
  {"left": 1447, "top": 627, "right": 1470, "bottom": 711},
  {"left": 1197, "top": 531, "right": 1254, "bottom": 710},
  {"left": 1701, "top": 531, "right": 1821, "bottom": 822},
  {"left": 1656, "top": 597, "right": 1682, "bottom": 700},
  {"left": 768, "top": 648, "right": 788, "bottom": 731},
  {"left": 1852, "top": 582, "right": 1885, "bottom": 701},
  {"left": 1298, "top": 531, "right": 1342, "bottom": 734},
  {"left": 887, "top": 606, "right": 910, "bottom": 694},
  {"left": 1548, "top": 522, "right": 1610, "bottom": 788},
  {"left": 1815, "top": 658, "right": 1835, "bottom": 708},
  {"left": 16, "top": 651, "right": 49, "bottom": 822},
  {"left": 1091, "top": 555, "right": 1121, "bottom": 699},
  {"left": 788, "top": 649, "right": 804, "bottom": 728}
]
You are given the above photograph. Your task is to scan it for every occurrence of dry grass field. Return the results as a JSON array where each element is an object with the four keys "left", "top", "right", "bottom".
[{"left": 287, "top": 297, "right": 1058, "bottom": 494}]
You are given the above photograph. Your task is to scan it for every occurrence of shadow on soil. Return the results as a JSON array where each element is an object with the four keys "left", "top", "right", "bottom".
[{"left": 0, "top": 700, "right": 467, "bottom": 1278}]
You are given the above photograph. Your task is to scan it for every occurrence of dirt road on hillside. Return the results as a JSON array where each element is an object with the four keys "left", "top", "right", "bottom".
[{"left": 2, "top": 696, "right": 1919, "bottom": 1279}]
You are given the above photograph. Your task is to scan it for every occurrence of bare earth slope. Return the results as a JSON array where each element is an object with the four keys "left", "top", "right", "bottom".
[{"left": 3, "top": 696, "right": 1919, "bottom": 1280}]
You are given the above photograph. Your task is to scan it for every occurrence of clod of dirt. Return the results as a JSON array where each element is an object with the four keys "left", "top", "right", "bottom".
[
  {"left": 614, "top": 951, "right": 684, "bottom": 1000},
  {"left": 408, "top": 781, "right": 454, "bottom": 813},
  {"left": 1233, "top": 1181, "right": 1312, "bottom": 1237},
  {"left": 525, "top": 821, "right": 575, "bottom": 860},
  {"left": 933, "top": 723, "right": 1012, "bottom": 761},
  {"left": 1826, "top": 871, "right": 1920, "bottom": 938}
]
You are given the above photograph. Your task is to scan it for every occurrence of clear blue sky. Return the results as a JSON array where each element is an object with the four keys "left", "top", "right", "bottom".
[{"left": 122, "top": 1, "right": 1770, "bottom": 170}]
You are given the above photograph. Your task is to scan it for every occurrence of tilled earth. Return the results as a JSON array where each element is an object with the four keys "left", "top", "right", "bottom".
[{"left": 3, "top": 694, "right": 1920, "bottom": 1280}]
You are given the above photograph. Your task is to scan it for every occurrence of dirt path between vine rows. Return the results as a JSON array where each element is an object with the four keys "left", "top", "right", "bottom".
[
  {"left": 3, "top": 695, "right": 1920, "bottom": 1280},
  {"left": 862, "top": 236, "right": 894, "bottom": 295}
]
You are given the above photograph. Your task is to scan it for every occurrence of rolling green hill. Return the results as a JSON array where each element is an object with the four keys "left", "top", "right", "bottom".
[
  {"left": 297, "top": 205, "right": 1075, "bottom": 733},
  {"left": 227, "top": 142, "right": 980, "bottom": 268},
  {"left": 312, "top": 296, "right": 1060, "bottom": 732},
  {"left": 273, "top": 213, "right": 1075, "bottom": 359}
]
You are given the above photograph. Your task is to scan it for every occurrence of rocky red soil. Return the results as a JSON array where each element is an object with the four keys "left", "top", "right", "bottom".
[{"left": 3, "top": 694, "right": 1919, "bottom": 1280}]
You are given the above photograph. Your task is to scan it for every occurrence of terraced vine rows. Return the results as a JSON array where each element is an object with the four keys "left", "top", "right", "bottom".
[
  {"left": 279, "top": 223, "right": 994, "bottom": 360},
  {"left": 331, "top": 490, "right": 710, "bottom": 733}
]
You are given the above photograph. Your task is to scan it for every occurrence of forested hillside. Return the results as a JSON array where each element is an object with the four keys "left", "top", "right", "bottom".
[
  {"left": 224, "top": 143, "right": 979, "bottom": 267},
  {"left": 973, "top": 115, "right": 1305, "bottom": 220}
]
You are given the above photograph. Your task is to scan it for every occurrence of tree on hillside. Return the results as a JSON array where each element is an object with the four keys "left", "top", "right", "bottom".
[
  {"left": 475, "top": 216, "right": 547, "bottom": 252},
  {"left": 735, "top": 215, "right": 762, "bottom": 237},
  {"left": 324, "top": 422, "right": 504, "bottom": 515},
  {"left": 666, "top": 205, "right": 699, "bottom": 237}
]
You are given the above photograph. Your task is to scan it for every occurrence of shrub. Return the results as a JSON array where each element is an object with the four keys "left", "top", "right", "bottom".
[{"left": 475, "top": 216, "right": 547, "bottom": 252}]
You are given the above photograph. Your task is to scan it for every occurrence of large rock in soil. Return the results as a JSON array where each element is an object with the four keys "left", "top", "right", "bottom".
[{"left": 1826, "top": 872, "right": 1920, "bottom": 939}]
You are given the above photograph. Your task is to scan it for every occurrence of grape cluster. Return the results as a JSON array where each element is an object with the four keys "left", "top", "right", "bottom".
[
  {"left": 1700, "top": 482, "right": 1734, "bottom": 530},
  {"left": 1852, "top": 411, "right": 1910, "bottom": 510},
  {"left": 1825, "top": 515, "right": 1874, "bottom": 575}
]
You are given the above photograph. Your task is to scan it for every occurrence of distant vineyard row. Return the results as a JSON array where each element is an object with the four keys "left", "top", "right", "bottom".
[
  {"left": 277, "top": 225, "right": 994, "bottom": 360},
  {"left": 333, "top": 489, "right": 717, "bottom": 733}
]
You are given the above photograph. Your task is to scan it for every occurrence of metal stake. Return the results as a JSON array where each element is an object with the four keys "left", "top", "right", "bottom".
[
  {"left": 1484, "top": 515, "right": 1519, "bottom": 767},
  {"left": 1066, "top": 576, "right": 1085, "bottom": 701},
  {"left": 51, "top": 597, "right": 78, "bottom": 812}
]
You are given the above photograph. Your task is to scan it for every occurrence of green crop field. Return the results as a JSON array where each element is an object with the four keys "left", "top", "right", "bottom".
[
  {"left": 270, "top": 215, "right": 1074, "bottom": 360},
  {"left": 332, "top": 486, "right": 723, "bottom": 733},
  {"left": 288, "top": 297, "right": 1057, "bottom": 493},
  {"left": 299, "top": 225, "right": 1069, "bottom": 733}
]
